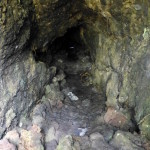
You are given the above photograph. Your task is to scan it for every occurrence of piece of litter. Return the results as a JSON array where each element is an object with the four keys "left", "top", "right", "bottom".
[
  {"left": 67, "top": 92, "right": 79, "bottom": 101},
  {"left": 78, "top": 128, "right": 88, "bottom": 137}
]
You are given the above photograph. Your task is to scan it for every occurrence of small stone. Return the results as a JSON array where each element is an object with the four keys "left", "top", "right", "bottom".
[
  {"left": 31, "top": 124, "right": 41, "bottom": 133},
  {"left": 0, "top": 139, "right": 16, "bottom": 150},
  {"left": 55, "top": 70, "right": 66, "bottom": 81},
  {"left": 79, "top": 136, "right": 91, "bottom": 150},
  {"left": 90, "top": 132, "right": 104, "bottom": 141},
  {"left": 74, "top": 141, "right": 81, "bottom": 150},
  {"left": 140, "top": 115, "right": 150, "bottom": 140},
  {"left": 110, "top": 131, "right": 144, "bottom": 150},
  {"left": 45, "top": 127, "right": 56, "bottom": 142},
  {"left": 60, "top": 79, "right": 66, "bottom": 88},
  {"left": 57, "top": 100, "right": 63, "bottom": 109},
  {"left": 4, "top": 130, "right": 20, "bottom": 145},
  {"left": 90, "top": 132, "right": 114, "bottom": 150},
  {"left": 19, "top": 122, "right": 23, "bottom": 127},
  {"left": 45, "top": 83, "right": 64, "bottom": 106},
  {"left": 19, "top": 125, "right": 44, "bottom": 150},
  {"left": 52, "top": 77, "right": 58, "bottom": 83},
  {"left": 32, "top": 115, "right": 45, "bottom": 128},
  {"left": 56, "top": 135, "right": 76, "bottom": 150},
  {"left": 45, "top": 85, "right": 51, "bottom": 95},
  {"left": 45, "top": 140, "right": 58, "bottom": 150},
  {"left": 104, "top": 107, "right": 128, "bottom": 129},
  {"left": 102, "top": 129, "right": 114, "bottom": 142}
]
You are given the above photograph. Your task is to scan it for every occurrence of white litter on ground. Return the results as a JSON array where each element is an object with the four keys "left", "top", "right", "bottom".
[
  {"left": 78, "top": 128, "right": 88, "bottom": 136},
  {"left": 67, "top": 92, "right": 79, "bottom": 101}
]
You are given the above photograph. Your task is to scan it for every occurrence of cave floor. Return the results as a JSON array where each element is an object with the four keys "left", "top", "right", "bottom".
[
  {"left": 31, "top": 72, "right": 146, "bottom": 150},
  {"left": 33, "top": 73, "right": 116, "bottom": 149},
  {"left": 46, "top": 74, "right": 109, "bottom": 141}
]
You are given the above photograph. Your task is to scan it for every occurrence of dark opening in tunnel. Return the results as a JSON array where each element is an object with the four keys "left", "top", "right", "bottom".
[
  {"left": 51, "top": 26, "right": 84, "bottom": 62},
  {"left": 34, "top": 26, "right": 92, "bottom": 76}
]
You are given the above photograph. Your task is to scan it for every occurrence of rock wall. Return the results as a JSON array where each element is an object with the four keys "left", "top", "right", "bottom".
[
  {"left": 81, "top": 0, "right": 150, "bottom": 139},
  {"left": 0, "top": 0, "right": 84, "bottom": 135}
]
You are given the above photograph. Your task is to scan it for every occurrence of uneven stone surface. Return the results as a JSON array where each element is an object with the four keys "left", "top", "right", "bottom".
[
  {"left": 81, "top": 0, "right": 150, "bottom": 139},
  {"left": 110, "top": 131, "right": 145, "bottom": 150},
  {"left": 0, "top": 0, "right": 150, "bottom": 149},
  {"left": 0, "top": 52, "right": 51, "bottom": 136},
  {"left": 104, "top": 107, "right": 131, "bottom": 130},
  {"left": 18, "top": 125, "right": 44, "bottom": 150}
]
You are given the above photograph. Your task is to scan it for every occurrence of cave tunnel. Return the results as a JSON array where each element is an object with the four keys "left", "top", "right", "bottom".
[
  {"left": 35, "top": 26, "right": 93, "bottom": 76},
  {"left": 0, "top": 0, "right": 150, "bottom": 149},
  {"left": 30, "top": 24, "right": 141, "bottom": 149}
]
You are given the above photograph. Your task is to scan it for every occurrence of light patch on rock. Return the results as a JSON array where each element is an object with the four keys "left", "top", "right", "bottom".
[
  {"left": 6, "top": 109, "right": 16, "bottom": 128},
  {"left": 0, "top": 139, "right": 16, "bottom": 150},
  {"left": 104, "top": 107, "right": 129, "bottom": 129},
  {"left": 143, "top": 28, "right": 150, "bottom": 41},
  {"left": 45, "top": 127, "right": 56, "bottom": 142}
]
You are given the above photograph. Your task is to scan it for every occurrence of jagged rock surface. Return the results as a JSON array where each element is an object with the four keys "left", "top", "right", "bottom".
[{"left": 0, "top": 0, "right": 150, "bottom": 145}]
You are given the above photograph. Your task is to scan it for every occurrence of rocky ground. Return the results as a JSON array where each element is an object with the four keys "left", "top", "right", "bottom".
[{"left": 1, "top": 45, "right": 150, "bottom": 150}]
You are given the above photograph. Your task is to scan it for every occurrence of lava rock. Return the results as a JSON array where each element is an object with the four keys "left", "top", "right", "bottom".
[
  {"left": 90, "top": 132, "right": 114, "bottom": 150},
  {"left": 45, "top": 127, "right": 56, "bottom": 142},
  {"left": 110, "top": 131, "right": 145, "bottom": 150},
  {"left": 104, "top": 107, "right": 130, "bottom": 129},
  {"left": 56, "top": 135, "right": 80, "bottom": 150},
  {"left": 18, "top": 125, "right": 44, "bottom": 150}
]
